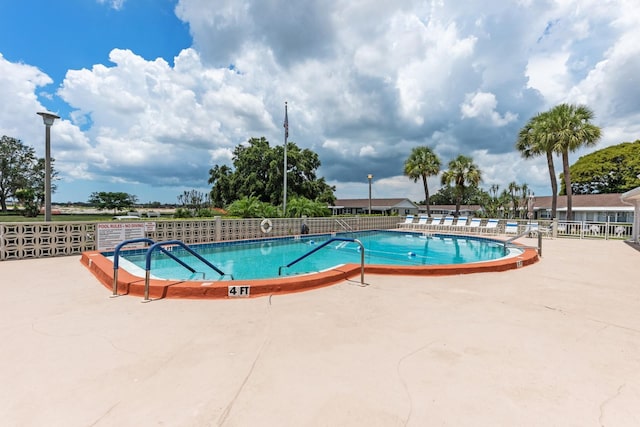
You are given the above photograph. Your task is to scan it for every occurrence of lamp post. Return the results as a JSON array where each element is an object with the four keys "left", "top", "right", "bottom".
[
  {"left": 37, "top": 111, "right": 60, "bottom": 222},
  {"left": 367, "top": 174, "right": 373, "bottom": 215}
]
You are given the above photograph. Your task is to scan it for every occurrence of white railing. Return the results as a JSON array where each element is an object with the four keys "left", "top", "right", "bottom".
[{"left": 555, "top": 220, "right": 633, "bottom": 240}]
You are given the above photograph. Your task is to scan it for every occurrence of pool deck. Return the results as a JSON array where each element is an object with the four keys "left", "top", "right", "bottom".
[{"left": 1, "top": 237, "right": 639, "bottom": 426}]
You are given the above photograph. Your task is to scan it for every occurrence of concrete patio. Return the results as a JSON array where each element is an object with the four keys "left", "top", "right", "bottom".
[{"left": 1, "top": 237, "right": 639, "bottom": 426}]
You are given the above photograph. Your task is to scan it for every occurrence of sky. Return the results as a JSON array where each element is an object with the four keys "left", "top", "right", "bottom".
[{"left": 1, "top": 0, "right": 640, "bottom": 205}]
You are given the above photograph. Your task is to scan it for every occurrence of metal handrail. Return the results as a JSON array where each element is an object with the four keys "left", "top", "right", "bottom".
[
  {"left": 278, "top": 237, "right": 365, "bottom": 284},
  {"left": 112, "top": 238, "right": 195, "bottom": 297},
  {"left": 503, "top": 226, "right": 543, "bottom": 256},
  {"left": 143, "top": 240, "right": 232, "bottom": 302},
  {"left": 335, "top": 218, "right": 354, "bottom": 231}
]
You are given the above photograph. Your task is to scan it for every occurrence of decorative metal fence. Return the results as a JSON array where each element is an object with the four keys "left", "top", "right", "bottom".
[
  {"left": 0, "top": 216, "right": 401, "bottom": 261},
  {"left": 555, "top": 220, "right": 633, "bottom": 240}
]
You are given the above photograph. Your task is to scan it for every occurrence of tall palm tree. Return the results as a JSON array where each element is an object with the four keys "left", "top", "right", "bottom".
[
  {"left": 516, "top": 111, "right": 559, "bottom": 218},
  {"left": 440, "top": 155, "right": 482, "bottom": 216},
  {"left": 547, "top": 104, "right": 601, "bottom": 220},
  {"left": 507, "top": 181, "right": 520, "bottom": 219},
  {"left": 519, "top": 183, "right": 531, "bottom": 219},
  {"left": 404, "top": 146, "right": 441, "bottom": 216}
]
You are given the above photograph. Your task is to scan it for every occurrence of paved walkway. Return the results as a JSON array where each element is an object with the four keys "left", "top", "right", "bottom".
[{"left": 1, "top": 237, "right": 639, "bottom": 426}]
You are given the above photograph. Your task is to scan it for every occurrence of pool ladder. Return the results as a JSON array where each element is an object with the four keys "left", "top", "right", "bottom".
[
  {"left": 278, "top": 237, "right": 365, "bottom": 285},
  {"left": 111, "top": 238, "right": 232, "bottom": 302}
]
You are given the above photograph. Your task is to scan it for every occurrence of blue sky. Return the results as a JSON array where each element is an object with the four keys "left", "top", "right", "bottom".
[
  {"left": 0, "top": 0, "right": 190, "bottom": 121},
  {"left": 1, "top": 0, "right": 640, "bottom": 204}
]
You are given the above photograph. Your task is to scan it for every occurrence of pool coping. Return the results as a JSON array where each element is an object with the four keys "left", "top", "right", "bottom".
[{"left": 80, "top": 233, "right": 539, "bottom": 300}]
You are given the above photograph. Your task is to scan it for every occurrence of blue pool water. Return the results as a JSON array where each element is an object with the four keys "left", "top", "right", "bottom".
[{"left": 111, "top": 230, "right": 511, "bottom": 281}]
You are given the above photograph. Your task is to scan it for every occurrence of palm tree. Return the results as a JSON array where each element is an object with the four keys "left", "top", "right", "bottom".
[
  {"left": 403, "top": 146, "right": 441, "bottom": 216},
  {"left": 547, "top": 104, "right": 601, "bottom": 220},
  {"left": 440, "top": 155, "right": 482, "bottom": 216},
  {"left": 519, "top": 183, "right": 532, "bottom": 219},
  {"left": 516, "top": 111, "right": 559, "bottom": 218},
  {"left": 507, "top": 181, "right": 520, "bottom": 219}
]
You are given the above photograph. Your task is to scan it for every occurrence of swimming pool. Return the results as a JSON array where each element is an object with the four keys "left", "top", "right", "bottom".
[
  {"left": 114, "top": 230, "right": 510, "bottom": 281},
  {"left": 81, "top": 229, "right": 539, "bottom": 300}
]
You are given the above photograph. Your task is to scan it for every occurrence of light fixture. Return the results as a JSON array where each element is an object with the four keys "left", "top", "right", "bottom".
[
  {"left": 367, "top": 174, "right": 373, "bottom": 215},
  {"left": 37, "top": 111, "right": 60, "bottom": 222}
]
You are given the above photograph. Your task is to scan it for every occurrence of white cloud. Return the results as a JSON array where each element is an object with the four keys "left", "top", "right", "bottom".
[
  {"left": 525, "top": 52, "right": 572, "bottom": 106},
  {"left": 460, "top": 91, "right": 517, "bottom": 126},
  {"left": 3, "top": 0, "right": 640, "bottom": 202},
  {"left": 0, "top": 53, "right": 52, "bottom": 137},
  {"left": 359, "top": 145, "right": 377, "bottom": 157},
  {"left": 96, "top": 0, "right": 126, "bottom": 10}
]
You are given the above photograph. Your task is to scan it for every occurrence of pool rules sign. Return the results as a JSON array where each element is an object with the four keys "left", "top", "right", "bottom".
[{"left": 96, "top": 222, "right": 155, "bottom": 251}]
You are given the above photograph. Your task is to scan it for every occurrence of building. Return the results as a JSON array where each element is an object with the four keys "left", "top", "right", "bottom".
[
  {"left": 331, "top": 194, "right": 635, "bottom": 224},
  {"left": 531, "top": 193, "right": 634, "bottom": 223},
  {"left": 330, "top": 198, "right": 419, "bottom": 216},
  {"left": 417, "top": 204, "right": 483, "bottom": 217},
  {"left": 621, "top": 187, "right": 640, "bottom": 243}
]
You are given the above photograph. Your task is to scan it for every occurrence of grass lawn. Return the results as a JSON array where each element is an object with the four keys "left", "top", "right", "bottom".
[{"left": 0, "top": 212, "right": 116, "bottom": 222}]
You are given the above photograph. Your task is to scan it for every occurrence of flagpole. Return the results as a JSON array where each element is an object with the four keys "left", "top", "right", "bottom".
[{"left": 283, "top": 101, "right": 288, "bottom": 216}]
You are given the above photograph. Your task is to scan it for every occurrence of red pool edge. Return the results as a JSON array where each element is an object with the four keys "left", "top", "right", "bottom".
[{"left": 80, "top": 242, "right": 539, "bottom": 300}]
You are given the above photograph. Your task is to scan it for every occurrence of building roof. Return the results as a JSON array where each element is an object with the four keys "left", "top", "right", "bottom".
[
  {"left": 331, "top": 198, "right": 417, "bottom": 209},
  {"left": 533, "top": 193, "right": 632, "bottom": 210},
  {"left": 332, "top": 194, "right": 634, "bottom": 212},
  {"left": 621, "top": 187, "right": 640, "bottom": 202},
  {"left": 418, "top": 204, "right": 482, "bottom": 213}
]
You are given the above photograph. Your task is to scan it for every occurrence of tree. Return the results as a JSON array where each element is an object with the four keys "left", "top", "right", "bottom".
[
  {"left": 548, "top": 104, "right": 601, "bottom": 220},
  {"left": 516, "top": 111, "right": 559, "bottom": 218},
  {"left": 286, "top": 196, "right": 331, "bottom": 217},
  {"left": 175, "top": 189, "right": 213, "bottom": 218},
  {"left": 14, "top": 188, "right": 39, "bottom": 217},
  {"left": 440, "top": 155, "right": 482, "bottom": 216},
  {"left": 403, "top": 146, "right": 441, "bottom": 216},
  {"left": 226, "top": 196, "right": 278, "bottom": 218},
  {"left": 0, "top": 136, "right": 36, "bottom": 212},
  {"left": 507, "top": 181, "right": 520, "bottom": 218},
  {"left": 12, "top": 158, "right": 58, "bottom": 217},
  {"left": 482, "top": 184, "right": 503, "bottom": 218},
  {"left": 177, "top": 189, "right": 209, "bottom": 210},
  {"left": 429, "top": 183, "right": 485, "bottom": 206},
  {"left": 88, "top": 192, "right": 138, "bottom": 214},
  {"left": 518, "top": 104, "right": 601, "bottom": 220},
  {"left": 519, "top": 183, "right": 532, "bottom": 219},
  {"left": 208, "top": 137, "right": 336, "bottom": 212},
  {"left": 564, "top": 141, "right": 640, "bottom": 194},
  {"left": 208, "top": 165, "right": 234, "bottom": 207}
]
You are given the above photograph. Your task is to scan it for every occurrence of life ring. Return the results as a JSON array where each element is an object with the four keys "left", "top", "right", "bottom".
[
  {"left": 260, "top": 242, "right": 272, "bottom": 255},
  {"left": 260, "top": 218, "right": 273, "bottom": 234}
]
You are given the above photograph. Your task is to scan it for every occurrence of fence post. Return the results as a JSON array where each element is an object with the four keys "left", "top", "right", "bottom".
[
  {"left": 214, "top": 216, "right": 221, "bottom": 241},
  {"left": 538, "top": 231, "right": 542, "bottom": 257}
]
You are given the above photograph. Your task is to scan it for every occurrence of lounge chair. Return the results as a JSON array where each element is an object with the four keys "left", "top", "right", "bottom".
[
  {"left": 412, "top": 215, "right": 429, "bottom": 229},
  {"left": 480, "top": 218, "right": 499, "bottom": 234},
  {"left": 524, "top": 222, "right": 538, "bottom": 237},
  {"left": 426, "top": 216, "right": 443, "bottom": 231},
  {"left": 397, "top": 215, "right": 415, "bottom": 228},
  {"left": 439, "top": 216, "right": 454, "bottom": 231},
  {"left": 467, "top": 217, "right": 482, "bottom": 232},
  {"left": 505, "top": 222, "right": 519, "bottom": 235},
  {"left": 453, "top": 216, "right": 468, "bottom": 232}
]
